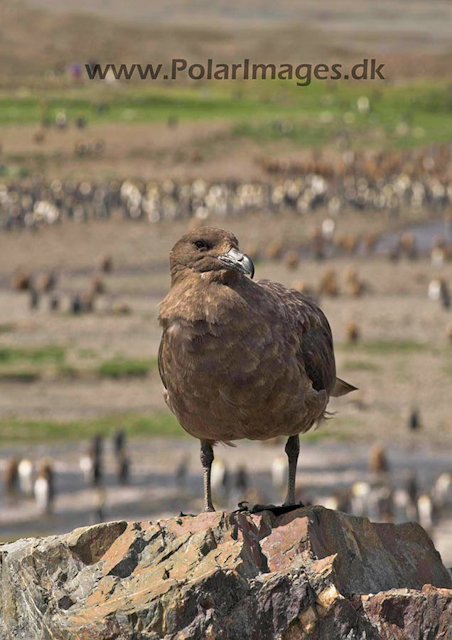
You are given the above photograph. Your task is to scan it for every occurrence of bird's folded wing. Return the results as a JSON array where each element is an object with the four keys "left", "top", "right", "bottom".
[
  {"left": 257, "top": 280, "right": 336, "bottom": 395},
  {"left": 158, "top": 337, "right": 167, "bottom": 390}
]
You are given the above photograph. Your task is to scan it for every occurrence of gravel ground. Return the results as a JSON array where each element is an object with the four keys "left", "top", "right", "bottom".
[
  {"left": 1, "top": 437, "right": 452, "bottom": 567},
  {"left": 1, "top": 213, "right": 452, "bottom": 566}
]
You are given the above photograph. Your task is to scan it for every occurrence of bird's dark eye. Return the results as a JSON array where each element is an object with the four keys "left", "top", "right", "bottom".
[{"left": 194, "top": 240, "right": 208, "bottom": 250}]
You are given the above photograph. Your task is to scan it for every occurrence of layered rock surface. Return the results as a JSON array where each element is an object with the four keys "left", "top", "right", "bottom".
[{"left": 0, "top": 506, "right": 451, "bottom": 639}]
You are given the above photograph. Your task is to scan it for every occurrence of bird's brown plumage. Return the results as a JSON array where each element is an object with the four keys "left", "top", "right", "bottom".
[{"left": 158, "top": 227, "right": 354, "bottom": 445}]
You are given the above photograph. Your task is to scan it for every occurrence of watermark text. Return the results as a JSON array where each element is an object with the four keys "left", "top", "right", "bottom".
[{"left": 85, "top": 58, "right": 385, "bottom": 86}]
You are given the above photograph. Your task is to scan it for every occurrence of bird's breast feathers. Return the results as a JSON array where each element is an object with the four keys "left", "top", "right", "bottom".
[{"left": 158, "top": 277, "right": 331, "bottom": 441}]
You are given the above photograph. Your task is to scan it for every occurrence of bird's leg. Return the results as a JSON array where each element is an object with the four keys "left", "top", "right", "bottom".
[
  {"left": 200, "top": 440, "right": 215, "bottom": 512},
  {"left": 283, "top": 435, "right": 300, "bottom": 506}
]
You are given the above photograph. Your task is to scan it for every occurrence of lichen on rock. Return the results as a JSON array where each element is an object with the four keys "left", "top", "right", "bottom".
[{"left": 0, "top": 506, "right": 451, "bottom": 639}]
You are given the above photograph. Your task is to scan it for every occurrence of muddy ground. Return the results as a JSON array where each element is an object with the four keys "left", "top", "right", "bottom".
[
  {"left": 2, "top": 0, "right": 452, "bottom": 573},
  {"left": 5, "top": 0, "right": 452, "bottom": 83},
  {"left": 2, "top": 437, "right": 452, "bottom": 567},
  {"left": 1, "top": 212, "right": 452, "bottom": 441}
]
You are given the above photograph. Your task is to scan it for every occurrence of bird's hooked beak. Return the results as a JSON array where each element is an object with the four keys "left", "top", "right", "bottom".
[{"left": 217, "top": 247, "right": 255, "bottom": 279}]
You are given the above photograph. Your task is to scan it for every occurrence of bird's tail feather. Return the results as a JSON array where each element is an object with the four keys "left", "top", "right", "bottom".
[{"left": 331, "top": 377, "right": 358, "bottom": 397}]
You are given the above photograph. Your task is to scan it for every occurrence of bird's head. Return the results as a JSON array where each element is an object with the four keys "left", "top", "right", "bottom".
[{"left": 169, "top": 227, "right": 255, "bottom": 284}]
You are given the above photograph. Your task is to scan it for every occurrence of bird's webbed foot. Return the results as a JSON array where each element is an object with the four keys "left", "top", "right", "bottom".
[
  {"left": 234, "top": 501, "right": 306, "bottom": 516},
  {"left": 233, "top": 501, "right": 250, "bottom": 513},
  {"left": 251, "top": 501, "right": 305, "bottom": 515}
]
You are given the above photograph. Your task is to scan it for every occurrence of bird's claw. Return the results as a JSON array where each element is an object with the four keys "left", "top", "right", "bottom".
[
  {"left": 233, "top": 501, "right": 250, "bottom": 513},
  {"left": 249, "top": 502, "right": 305, "bottom": 515},
  {"left": 233, "top": 501, "right": 306, "bottom": 516}
]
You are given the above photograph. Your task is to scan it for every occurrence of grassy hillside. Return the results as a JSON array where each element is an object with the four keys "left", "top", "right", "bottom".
[{"left": 1, "top": 80, "right": 452, "bottom": 149}]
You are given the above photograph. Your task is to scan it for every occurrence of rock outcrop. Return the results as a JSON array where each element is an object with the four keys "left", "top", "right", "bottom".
[{"left": 0, "top": 506, "right": 451, "bottom": 639}]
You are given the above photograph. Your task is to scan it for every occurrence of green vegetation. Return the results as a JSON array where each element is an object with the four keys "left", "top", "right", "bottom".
[
  {"left": 0, "top": 347, "right": 160, "bottom": 380},
  {"left": 78, "top": 348, "right": 98, "bottom": 359},
  {"left": 97, "top": 358, "right": 158, "bottom": 378},
  {"left": 0, "top": 87, "right": 289, "bottom": 125},
  {"left": 341, "top": 359, "right": 381, "bottom": 372},
  {"left": 340, "top": 340, "right": 429, "bottom": 355},
  {"left": 232, "top": 120, "right": 332, "bottom": 147},
  {"left": 57, "top": 365, "right": 79, "bottom": 379},
  {"left": 0, "top": 370, "right": 40, "bottom": 383},
  {"left": 0, "top": 412, "right": 185, "bottom": 443},
  {"left": 0, "top": 346, "right": 65, "bottom": 381},
  {"left": 0, "top": 411, "right": 356, "bottom": 444},
  {"left": 0, "top": 323, "right": 16, "bottom": 334},
  {"left": 1, "top": 79, "right": 452, "bottom": 148},
  {"left": 0, "top": 345, "right": 65, "bottom": 364},
  {"left": 442, "top": 356, "right": 452, "bottom": 378},
  {"left": 0, "top": 347, "right": 27, "bottom": 363}
]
